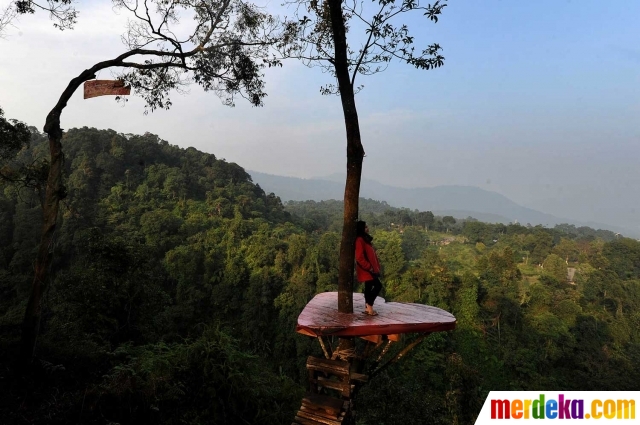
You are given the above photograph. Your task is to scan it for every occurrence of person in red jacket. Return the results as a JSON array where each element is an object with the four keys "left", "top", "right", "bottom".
[{"left": 355, "top": 220, "right": 382, "bottom": 316}]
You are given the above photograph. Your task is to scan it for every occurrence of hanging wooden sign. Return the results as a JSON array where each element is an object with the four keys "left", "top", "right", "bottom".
[{"left": 84, "top": 80, "right": 131, "bottom": 99}]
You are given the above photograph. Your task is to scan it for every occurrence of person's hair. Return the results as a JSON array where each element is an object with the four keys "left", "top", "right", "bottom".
[
  {"left": 356, "top": 220, "right": 367, "bottom": 237},
  {"left": 356, "top": 220, "right": 373, "bottom": 243}
]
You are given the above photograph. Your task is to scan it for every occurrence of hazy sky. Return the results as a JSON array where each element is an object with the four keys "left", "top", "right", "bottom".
[{"left": 1, "top": 0, "right": 639, "bottom": 233}]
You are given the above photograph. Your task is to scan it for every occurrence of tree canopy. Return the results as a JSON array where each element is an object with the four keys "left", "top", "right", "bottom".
[{"left": 1, "top": 127, "right": 640, "bottom": 424}]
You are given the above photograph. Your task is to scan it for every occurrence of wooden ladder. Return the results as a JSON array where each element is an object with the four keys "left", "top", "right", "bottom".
[{"left": 292, "top": 356, "right": 368, "bottom": 425}]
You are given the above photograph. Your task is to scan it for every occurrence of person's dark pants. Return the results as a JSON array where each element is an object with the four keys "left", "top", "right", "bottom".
[{"left": 364, "top": 277, "right": 382, "bottom": 306}]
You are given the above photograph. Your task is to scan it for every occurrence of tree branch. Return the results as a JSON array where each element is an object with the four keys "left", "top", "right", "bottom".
[{"left": 350, "top": 5, "right": 382, "bottom": 86}]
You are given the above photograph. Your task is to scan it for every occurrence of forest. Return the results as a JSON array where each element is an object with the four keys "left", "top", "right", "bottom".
[{"left": 2, "top": 127, "right": 640, "bottom": 424}]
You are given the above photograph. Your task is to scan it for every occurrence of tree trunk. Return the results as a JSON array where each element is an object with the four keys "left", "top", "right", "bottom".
[
  {"left": 19, "top": 126, "right": 64, "bottom": 366},
  {"left": 327, "top": 0, "right": 365, "bottom": 315},
  {"left": 324, "top": 0, "right": 364, "bottom": 366},
  {"left": 18, "top": 70, "right": 92, "bottom": 366}
]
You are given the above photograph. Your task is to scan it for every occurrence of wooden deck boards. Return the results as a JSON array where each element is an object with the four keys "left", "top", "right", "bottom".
[{"left": 296, "top": 292, "right": 456, "bottom": 338}]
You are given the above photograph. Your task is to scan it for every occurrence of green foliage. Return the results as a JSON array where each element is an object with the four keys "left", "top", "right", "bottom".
[
  {"left": 1, "top": 127, "right": 639, "bottom": 424},
  {"left": 401, "top": 226, "right": 430, "bottom": 260},
  {"left": 526, "top": 229, "right": 554, "bottom": 265},
  {"left": 477, "top": 247, "right": 522, "bottom": 287},
  {"left": 41, "top": 229, "right": 169, "bottom": 361},
  {"left": 543, "top": 253, "right": 567, "bottom": 283},
  {"left": 603, "top": 238, "right": 640, "bottom": 279},
  {"left": 374, "top": 230, "right": 406, "bottom": 283},
  {"left": 0, "top": 108, "right": 31, "bottom": 167},
  {"left": 552, "top": 237, "right": 579, "bottom": 264},
  {"left": 462, "top": 221, "right": 492, "bottom": 243},
  {"left": 455, "top": 272, "right": 480, "bottom": 327},
  {"left": 98, "top": 326, "right": 301, "bottom": 425}
]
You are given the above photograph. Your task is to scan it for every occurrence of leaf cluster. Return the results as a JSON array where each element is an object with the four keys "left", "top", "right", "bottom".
[
  {"left": 0, "top": 110, "right": 48, "bottom": 197},
  {"left": 4, "top": 0, "right": 78, "bottom": 33},
  {"left": 106, "top": 0, "right": 296, "bottom": 111},
  {"left": 283, "top": 0, "right": 447, "bottom": 94}
]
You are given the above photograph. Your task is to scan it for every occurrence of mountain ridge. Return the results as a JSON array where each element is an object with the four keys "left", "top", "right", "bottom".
[{"left": 249, "top": 170, "right": 638, "bottom": 237}]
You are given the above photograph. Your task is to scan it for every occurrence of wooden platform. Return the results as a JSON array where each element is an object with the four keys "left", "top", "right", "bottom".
[{"left": 296, "top": 292, "right": 456, "bottom": 338}]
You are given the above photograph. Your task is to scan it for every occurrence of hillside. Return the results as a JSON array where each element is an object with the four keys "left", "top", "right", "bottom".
[{"left": 2, "top": 128, "right": 640, "bottom": 425}]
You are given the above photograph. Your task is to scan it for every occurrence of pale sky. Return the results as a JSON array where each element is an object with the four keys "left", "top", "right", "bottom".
[{"left": 1, "top": 0, "right": 639, "bottom": 234}]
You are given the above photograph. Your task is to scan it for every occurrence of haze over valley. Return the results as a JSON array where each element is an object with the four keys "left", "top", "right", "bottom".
[{"left": 250, "top": 171, "right": 640, "bottom": 238}]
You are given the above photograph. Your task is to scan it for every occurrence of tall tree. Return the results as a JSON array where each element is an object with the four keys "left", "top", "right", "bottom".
[
  {"left": 288, "top": 0, "right": 447, "bottom": 313},
  {"left": 543, "top": 253, "right": 567, "bottom": 283},
  {"left": 20, "top": 0, "right": 292, "bottom": 365},
  {"left": 442, "top": 215, "right": 456, "bottom": 232}
]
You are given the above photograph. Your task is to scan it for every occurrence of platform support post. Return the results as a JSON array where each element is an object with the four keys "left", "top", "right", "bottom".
[{"left": 318, "top": 336, "right": 331, "bottom": 359}]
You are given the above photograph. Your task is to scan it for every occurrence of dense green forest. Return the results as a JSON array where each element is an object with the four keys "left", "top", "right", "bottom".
[{"left": 1, "top": 128, "right": 640, "bottom": 424}]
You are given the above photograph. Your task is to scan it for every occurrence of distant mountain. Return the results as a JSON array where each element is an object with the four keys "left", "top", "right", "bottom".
[{"left": 249, "top": 171, "right": 638, "bottom": 237}]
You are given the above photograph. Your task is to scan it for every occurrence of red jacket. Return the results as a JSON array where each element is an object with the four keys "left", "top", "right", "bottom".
[{"left": 355, "top": 236, "right": 381, "bottom": 282}]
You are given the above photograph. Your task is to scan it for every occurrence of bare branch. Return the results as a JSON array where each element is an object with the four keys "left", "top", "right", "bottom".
[
  {"left": 350, "top": 3, "right": 384, "bottom": 86},
  {"left": 0, "top": 3, "right": 18, "bottom": 37}
]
